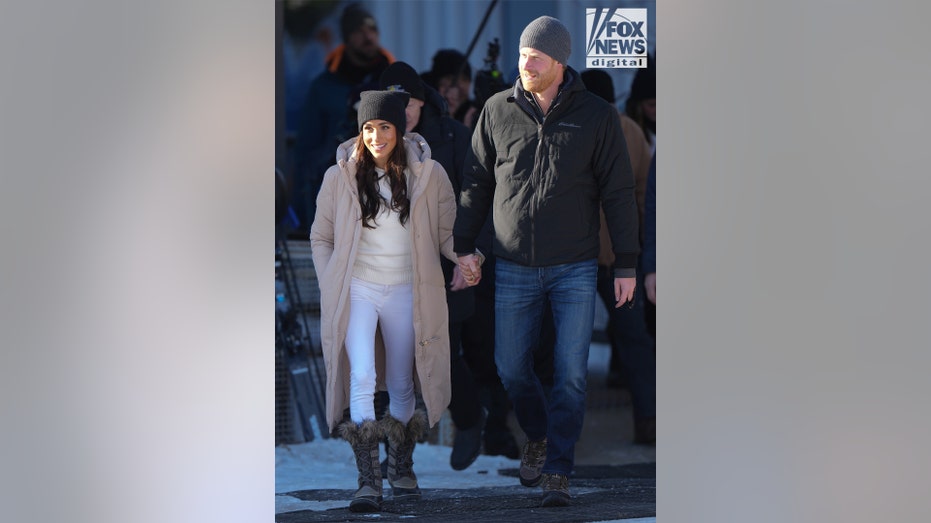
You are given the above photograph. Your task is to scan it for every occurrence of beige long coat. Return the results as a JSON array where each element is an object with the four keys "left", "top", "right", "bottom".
[{"left": 310, "top": 132, "right": 458, "bottom": 432}]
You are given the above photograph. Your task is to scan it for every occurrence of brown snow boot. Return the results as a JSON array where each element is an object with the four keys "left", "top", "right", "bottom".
[
  {"left": 381, "top": 410, "right": 427, "bottom": 500},
  {"left": 337, "top": 419, "right": 383, "bottom": 512}
]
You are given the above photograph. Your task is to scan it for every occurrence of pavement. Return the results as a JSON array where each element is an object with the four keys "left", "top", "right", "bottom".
[
  {"left": 276, "top": 240, "right": 655, "bottom": 522},
  {"left": 277, "top": 465, "right": 655, "bottom": 523}
]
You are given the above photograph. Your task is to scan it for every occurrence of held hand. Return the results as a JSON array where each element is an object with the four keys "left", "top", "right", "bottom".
[
  {"left": 450, "top": 266, "right": 470, "bottom": 291},
  {"left": 457, "top": 254, "right": 482, "bottom": 286},
  {"left": 644, "top": 272, "right": 656, "bottom": 304},
  {"left": 613, "top": 277, "right": 637, "bottom": 308}
]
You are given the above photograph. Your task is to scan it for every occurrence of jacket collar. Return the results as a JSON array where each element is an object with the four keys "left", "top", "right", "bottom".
[
  {"left": 511, "top": 66, "right": 583, "bottom": 119},
  {"left": 324, "top": 44, "right": 397, "bottom": 74}
]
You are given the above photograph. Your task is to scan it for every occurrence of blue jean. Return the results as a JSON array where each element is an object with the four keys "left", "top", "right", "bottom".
[{"left": 494, "top": 258, "right": 597, "bottom": 476}]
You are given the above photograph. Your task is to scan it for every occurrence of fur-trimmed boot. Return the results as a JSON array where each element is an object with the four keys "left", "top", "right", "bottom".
[
  {"left": 381, "top": 410, "right": 428, "bottom": 500},
  {"left": 337, "top": 419, "right": 383, "bottom": 513}
]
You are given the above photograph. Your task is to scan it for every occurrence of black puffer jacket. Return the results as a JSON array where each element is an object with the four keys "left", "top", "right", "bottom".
[{"left": 454, "top": 67, "right": 639, "bottom": 275}]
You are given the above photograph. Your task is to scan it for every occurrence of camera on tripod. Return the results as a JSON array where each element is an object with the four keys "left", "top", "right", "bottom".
[{"left": 473, "top": 38, "right": 507, "bottom": 109}]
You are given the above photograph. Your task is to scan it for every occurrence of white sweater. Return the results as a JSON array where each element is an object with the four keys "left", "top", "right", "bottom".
[{"left": 352, "top": 170, "right": 412, "bottom": 285}]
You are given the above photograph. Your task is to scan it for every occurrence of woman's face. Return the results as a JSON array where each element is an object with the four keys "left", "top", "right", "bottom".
[
  {"left": 437, "top": 74, "right": 470, "bottom": 114},
  {"left": 361, "top": 119, "right": 397, "bottom": 168}
]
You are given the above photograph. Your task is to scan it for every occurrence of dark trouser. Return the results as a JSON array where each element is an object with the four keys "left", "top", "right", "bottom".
[
  {"left": 596, "top": 266, "right": 656, "bottom": 419},
  {"left": 448, "top": 319, "right": 484, "bottom": 429},
  {"left": 460, "top": 256, "right": 514, "bottom": 439}
]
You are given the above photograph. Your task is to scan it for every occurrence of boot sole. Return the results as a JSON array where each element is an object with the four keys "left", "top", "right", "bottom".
[
  {"left": 520, "top": 475, "right": 543, "bottom": 487},
  {"left": 349, "top": 496, "right": 382, "bottom": 512},
  {"left": 541, "top": 492, "right": 570, "bottom": 507},
  {"left": 391, "top": 486, "right": 422, "bottom": 500}
]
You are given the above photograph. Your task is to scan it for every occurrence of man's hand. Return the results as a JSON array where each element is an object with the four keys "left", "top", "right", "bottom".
[
  {"left": 457, "top": 254, "right": 482, "bottom": 286},
  {"left": 613, "top": 277, "right": 636, "bottom": 308},
  {"left": 644, "top": 272, "right": 656, "bottom": 304}
]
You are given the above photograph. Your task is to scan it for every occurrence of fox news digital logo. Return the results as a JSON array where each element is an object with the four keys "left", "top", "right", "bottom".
[{"left": 585, "top": 8, "right": 648, "bottom": 68}]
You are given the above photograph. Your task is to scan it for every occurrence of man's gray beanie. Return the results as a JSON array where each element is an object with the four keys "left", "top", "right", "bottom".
[{"left": 519, "top": 16, "right": 571, "bottom": 64}]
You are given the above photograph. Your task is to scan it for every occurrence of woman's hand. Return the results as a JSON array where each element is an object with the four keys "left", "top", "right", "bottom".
[
  {"left": 450, "top": 266, "right": 472, "bottom": 291},
  {"left": 456, "top": 254, "right": 482, "bottom": 287}
]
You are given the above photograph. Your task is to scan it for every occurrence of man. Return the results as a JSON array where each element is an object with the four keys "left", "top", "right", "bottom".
[
  {"left": 453, "top": 16, "right": 640, "bottom": 507},
  {"left": 293, "top": 2, "right": 395, "bottom": 232}
]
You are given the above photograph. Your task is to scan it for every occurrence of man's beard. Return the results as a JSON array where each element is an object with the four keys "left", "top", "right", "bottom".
[{"left": 521, "top": 69, "right": 557, "bottom": 93}]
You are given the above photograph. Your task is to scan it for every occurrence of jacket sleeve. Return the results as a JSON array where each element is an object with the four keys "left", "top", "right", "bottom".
[
  {"left": 309, "top": 165, "right": 338, "bottom": 277},
  {"left": 640, "top": 155, "right": 656, "bottom": 274},
  {"left": 433, "top": 161, "right": 459, "bottom": 264},
  {"left": 593, "top": 107, "right": 640, "bottom": 275},
  {"left": 453, "top": 104, "right": 497, "bottom": 254},
  {"left": 619, "top": 113, "right": 652, "bottom": 227}
]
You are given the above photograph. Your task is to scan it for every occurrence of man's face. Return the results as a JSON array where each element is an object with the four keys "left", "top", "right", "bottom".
[
  {"left": 345, "top": 23, "right": 380, "bottom": 61},
  {"left": 405, "top": 97, "right": 424, "bottom": 133},
  {"left": 518, "top": 47, "right": 562, "bottom": 94}
]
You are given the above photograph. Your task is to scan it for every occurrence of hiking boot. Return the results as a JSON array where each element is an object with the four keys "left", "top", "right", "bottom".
[
  {"left": 382, "top": 410, "right": 427, "bottom": 500},
  {"left": 540, "top": 473, "right": 570, "bottom": 507},
  {"left": 450, "top": 409, "right": 486, "bottom": 471},
  {"left": 336, "top": 419, "right": 383, "bottom": 513},
  {"left": 519, "top": 437, "right": 547, "bottom": 487}
]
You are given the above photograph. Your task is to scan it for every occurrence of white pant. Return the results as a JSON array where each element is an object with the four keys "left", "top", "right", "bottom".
[{"left": 345, "top": 277, "right": 416, "bottom": 424}]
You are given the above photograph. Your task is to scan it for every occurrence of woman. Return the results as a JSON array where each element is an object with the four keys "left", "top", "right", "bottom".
[{"left": 310, "top": 90, "right": 473, "bottom": 513}]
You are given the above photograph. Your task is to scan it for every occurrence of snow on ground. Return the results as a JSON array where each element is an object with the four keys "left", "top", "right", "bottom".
[
  {"left": 276, "top": 438, "right": 526, "bottom": 515},
  {"left": 276, "top": 437, "right": 656, "bottom": 523},
  {"left": 276, "top": 437, "right": 521, "bottom": 494}
]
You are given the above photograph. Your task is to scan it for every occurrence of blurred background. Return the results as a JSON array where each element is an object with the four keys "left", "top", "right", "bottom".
[{"left": 276, "top": 0, "right": 656, "bottom": 221}]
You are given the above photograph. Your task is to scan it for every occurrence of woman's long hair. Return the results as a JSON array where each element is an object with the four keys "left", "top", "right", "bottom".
[{"left": 353, "top": 133, "right": 410, "bottom": 228}]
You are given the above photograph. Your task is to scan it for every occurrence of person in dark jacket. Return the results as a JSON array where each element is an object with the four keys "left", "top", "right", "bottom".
[
  {"left": 379, "top": 61, "right": 518, "bottom": 471},
  {"left": 581, "top": 69, "right": 655, "bottom": 444},
  {"left": 293, "top": 3, "right": 396, "bottom": 232},
  {"left": 453, "top": 16, "right": 640, "bottom": 508}
]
